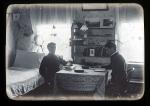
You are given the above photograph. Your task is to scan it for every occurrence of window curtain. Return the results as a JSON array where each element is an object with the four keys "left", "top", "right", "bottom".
[
  {"left": 115, "top": 4, "right": 144, "bottom": 63},
  {"left": 29, "top": 4, "right": 79, "bottom": 60}
]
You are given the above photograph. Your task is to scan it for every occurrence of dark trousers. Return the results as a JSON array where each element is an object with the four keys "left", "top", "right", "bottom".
[
  {"left": 106, "top": 81, "right": 127, "bottom": 97},
  {"left": 44, "top": 77, "right": 55, "bottom": 94}
]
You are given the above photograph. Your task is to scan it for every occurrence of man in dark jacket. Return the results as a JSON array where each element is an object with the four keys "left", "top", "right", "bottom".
[
  {"left": 39, "top": 42, "right": 60, "bottom": 92},
  {"left": 102, "top": 41, "right": 127, "bottom": 97}
]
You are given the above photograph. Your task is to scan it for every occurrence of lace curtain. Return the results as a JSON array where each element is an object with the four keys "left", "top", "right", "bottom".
[{"left": 29, "top": 4, "right": 80, "bottom": 60}]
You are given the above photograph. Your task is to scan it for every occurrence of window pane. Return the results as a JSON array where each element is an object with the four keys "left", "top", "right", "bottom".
[{"left": 118, "top": 20, "right": 144, "bottom": 63}]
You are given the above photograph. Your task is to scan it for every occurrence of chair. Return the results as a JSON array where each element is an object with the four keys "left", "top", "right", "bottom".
[
  {"left": 105, "top": 67, "right": 135, "bottom": 97},
  {"left": 123, "top": 67, "right": 135, "bottom": 95},
  {"left": 126, "top": 67, "right": 135, "bottom": 84}
]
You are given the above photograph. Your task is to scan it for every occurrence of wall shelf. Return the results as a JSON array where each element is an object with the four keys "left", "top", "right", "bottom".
[{"left": 71, "top": 19, "right": 115, "bottom": 64}]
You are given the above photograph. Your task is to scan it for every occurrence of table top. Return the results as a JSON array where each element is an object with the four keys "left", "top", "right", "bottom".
[
  {"left": 56, "top": 65, "right": 109, "bottom": 92},
  {"left": 56, "top": 68, "right": 107, "bottom": 76}
]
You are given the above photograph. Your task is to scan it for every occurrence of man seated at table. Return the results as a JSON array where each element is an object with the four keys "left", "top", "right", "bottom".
[
  {"left": 39, "top": 42, "right": 66, "bottom": 94},
  {"left": 102, "top": 41, "right": 128, "bottom": 97}
]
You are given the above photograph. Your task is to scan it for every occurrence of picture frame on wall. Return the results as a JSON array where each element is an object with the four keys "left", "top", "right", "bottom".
[{"left": 100, "top": 17, "right": 115, "bottom": 28}]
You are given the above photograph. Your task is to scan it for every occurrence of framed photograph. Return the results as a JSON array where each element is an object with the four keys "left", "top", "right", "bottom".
[
  {"left": 89, "top": 49, "right": 95, "bottom": 56},
  {"left": 100, "top": 17, "right": 115, "bottom": 28}
]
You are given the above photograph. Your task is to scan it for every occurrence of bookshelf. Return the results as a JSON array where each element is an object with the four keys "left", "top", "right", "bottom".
[{"left": 70, "top": 18, "right": 115, "bottom": 65}]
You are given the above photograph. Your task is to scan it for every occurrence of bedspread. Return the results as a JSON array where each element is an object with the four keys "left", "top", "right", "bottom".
[{"left": 6, "top": 67, "right": 44, "bottom": 98}]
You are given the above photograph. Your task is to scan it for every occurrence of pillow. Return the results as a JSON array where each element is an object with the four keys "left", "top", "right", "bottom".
[{"left": 13, "top": 50, "right": 45, "bottom": 68}]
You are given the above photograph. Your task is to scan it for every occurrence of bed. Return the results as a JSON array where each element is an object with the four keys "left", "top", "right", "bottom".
[{"left": 6, "top": 50, "right": 45, "bottom": 98}]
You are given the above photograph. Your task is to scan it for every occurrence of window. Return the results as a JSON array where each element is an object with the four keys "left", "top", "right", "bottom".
[
  {"left": 36, "top": 24, "right": 72, "bottom": 60},
  {"left": 118, "top": 21, "right": 144, "bottom": 63}
]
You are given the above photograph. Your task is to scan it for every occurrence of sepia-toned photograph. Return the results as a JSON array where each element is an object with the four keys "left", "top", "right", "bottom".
[{"left": 6, "top": 3, "right": 144, "bottom": 100}]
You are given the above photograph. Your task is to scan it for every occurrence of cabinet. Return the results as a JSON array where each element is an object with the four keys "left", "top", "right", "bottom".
[{"left": 70, "top": 18, "right": 115, "bottom": 65}]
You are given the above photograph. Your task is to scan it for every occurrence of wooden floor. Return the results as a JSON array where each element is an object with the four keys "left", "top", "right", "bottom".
[
  {"left": 14, "top": 83, "right": 144, "bottom": 100},
  {"left": 16, "top": 84, "right": 95, "bottom": 100}
]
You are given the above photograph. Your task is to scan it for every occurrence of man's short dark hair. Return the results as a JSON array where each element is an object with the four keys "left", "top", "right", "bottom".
[
  {"left": 104, "top": 41, "right": 116, "bottom": 50},
  {"left": 47, "top": 42, "right": 56, "bottom": 47}
]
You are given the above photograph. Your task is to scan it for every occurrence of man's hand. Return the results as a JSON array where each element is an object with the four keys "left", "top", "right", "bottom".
[{"left": 59, "top": 64, "right": 63, "bottom": 70}]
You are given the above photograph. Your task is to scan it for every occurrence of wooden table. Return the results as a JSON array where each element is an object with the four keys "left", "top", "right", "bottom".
[{"left": 55, "top": 68, "right": 108, "bottom": 96}]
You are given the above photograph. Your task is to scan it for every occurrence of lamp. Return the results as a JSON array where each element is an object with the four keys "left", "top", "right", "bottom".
[{"left": 80, "top": 22, "right": 88, "bottom": 32}]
